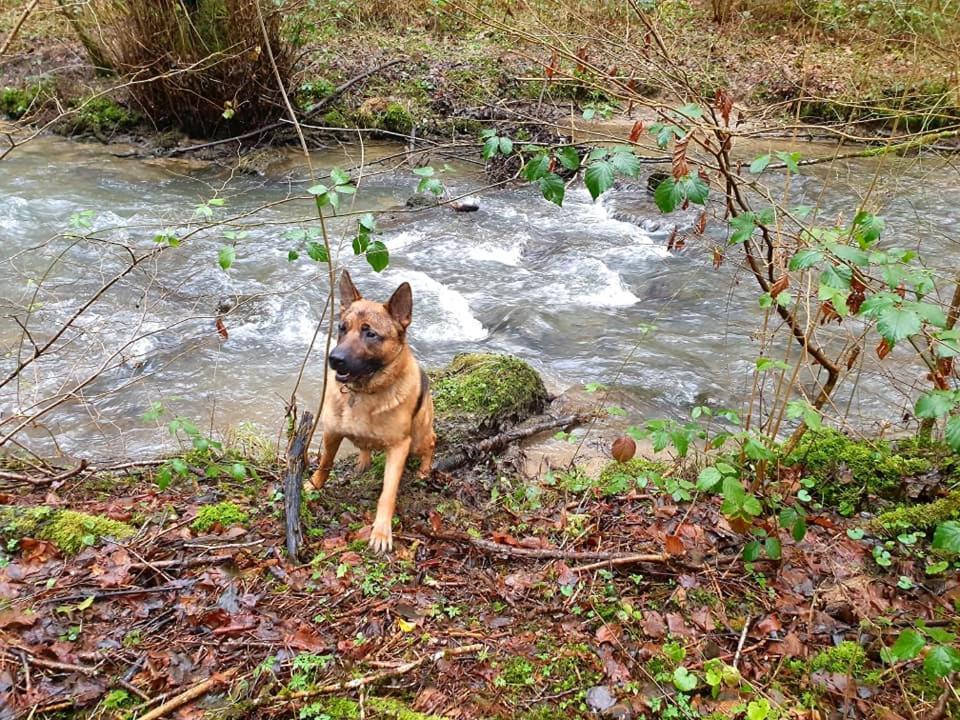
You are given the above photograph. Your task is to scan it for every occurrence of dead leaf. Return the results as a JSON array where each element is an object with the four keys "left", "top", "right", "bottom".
[
  {"left": 642, "top": 611, "right": 666, "bottom": 638},
  {"left": 754, "top": 614, "right": 782, "bottom": 636},
  {"left": 595, "top": 623, "right": 621, "bottom": 645},
  {"left": 664, "top": 534, "right": 685, "bottom": 556},
  {"left": 215, "top": 317, "right": 228, "bottom": 341}
]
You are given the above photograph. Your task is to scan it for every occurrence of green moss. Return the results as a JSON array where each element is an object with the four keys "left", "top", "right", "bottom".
[
  {"left": 0, "top": 79, "right": 53, "bottom": 119},
  {"left": 872, "top": 489, "right": 960, "bottom": 534},
  {"left": 783, "top": 428, "right": 931, "bottom": 510},
  {"left": 810, "top": 641, "right": 867, "bottom": 675},
  {"left": 68, "top": 96, "right": 139, "bottom": 135},
  {"left": 381, "top": 102, "right": 414, "bottom": 135},
  {"left": 431, "top": 353, "right": 547, "bottom": 432},
  {"left": 0, "top": 506, "right": 134, "bottom": 555},
  {"left": 599, "top": 458, "right": 667, "bottom": 485},
  {"left": 191, "top": 501, "right": 249, "bottom": 532},
  {"left": 323, "top": 109, "right": 348, "bottom": 127},
  {"left": 296, "top": 695, "right": 445, "bottom": 720}
]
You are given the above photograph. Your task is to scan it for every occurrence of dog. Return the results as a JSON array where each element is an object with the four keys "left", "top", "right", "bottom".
[{"left": 306, "top": 270, "right": 436, "bottom": 553}]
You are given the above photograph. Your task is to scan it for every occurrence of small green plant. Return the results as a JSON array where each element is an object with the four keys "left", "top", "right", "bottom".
[
  {"left": 191, "top": 502, "right": 249, "bottom": 533},
  {"left": 882, "top": 625, "right": 960, "bottom": 679}
]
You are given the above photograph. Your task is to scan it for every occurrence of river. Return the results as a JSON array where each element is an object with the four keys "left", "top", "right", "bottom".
[{"left": 1, "top": 135, "right": 958, "bottom": 459}]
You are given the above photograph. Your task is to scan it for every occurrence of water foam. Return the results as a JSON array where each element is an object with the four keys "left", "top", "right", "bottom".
[{"left": 384, "top": 268, "right": 487, "bottom": 343}]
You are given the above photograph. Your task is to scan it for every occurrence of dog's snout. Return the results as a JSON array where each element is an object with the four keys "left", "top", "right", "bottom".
[{"left": 328, "top": 349, "right": 347, "bottom": 372}]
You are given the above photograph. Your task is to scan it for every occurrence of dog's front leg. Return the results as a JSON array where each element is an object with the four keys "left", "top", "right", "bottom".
[
  {"left": 369, "top": 437, "right": 411, "bottom": 553},
  {"left": 306, "top": 432, "right": 343, "bottom": 491}
]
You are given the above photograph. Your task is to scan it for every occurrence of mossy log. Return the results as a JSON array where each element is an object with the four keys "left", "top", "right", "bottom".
[{"left": 0, "top": 506, "right": 134, "bottom": 554}]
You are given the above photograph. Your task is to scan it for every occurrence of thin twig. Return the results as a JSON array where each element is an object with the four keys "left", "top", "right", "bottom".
[{"left": 733, "top": 617, "right": 752, "bottom": 670}]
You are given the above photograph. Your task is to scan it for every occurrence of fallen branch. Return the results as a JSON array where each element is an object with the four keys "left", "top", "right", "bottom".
[
  {"left": 419, "top": 525, "right": 671, "bottom": 565},
  {"left": 137, "top": 670, "right": 236, "bottom": 720},
  {"left": 3, "top": 648, "right": 98, "bottom": 676},
  {"left": 283, "top": 410, "right": 312, "bottom": 562},
  {"left": 167, "top": 59, "right": 406, "bottom": 156},
  {"left": 260, "top": 643, "right": 484, "bottom": 708},
  {"left": 0, "top": 0, "right": 41, "bottom": 56},
  {"left": 432, "top": 413, "right": 592, "bottom": 473}
]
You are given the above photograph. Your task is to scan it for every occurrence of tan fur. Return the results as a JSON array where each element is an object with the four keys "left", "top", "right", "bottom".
[{"left": 305, "top": 272, "right": 435, "bottom": 553}]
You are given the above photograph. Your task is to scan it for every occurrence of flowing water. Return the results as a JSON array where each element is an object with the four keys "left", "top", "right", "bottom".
[{"left": 1, "top": 136, "right": 959, "bottom": 459}]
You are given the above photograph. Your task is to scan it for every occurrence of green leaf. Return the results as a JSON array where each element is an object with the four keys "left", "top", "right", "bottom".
[
  {"left": 306, "top": 183, "right": 329, "bottom": 196},
  {"left": 229, "top": 463, "right": 247, "bottom": 480},
  {"left": 775, "top": 150, "right": 801, "bottom": 174},
  {"left": 789, "top": 249, "right": 823, "bottom": 271},
  {"left": 756, "top": 357, "right": 790, "bottom": 372},
  {"left": 538, "top": 173, "right": 565, "bottom": 206},
  {"left": 729, "top": 213, "right": 757, "bottom": 245},
  {"left": 556, "top": 146, "right": 581, "bottom": 171},
  {"left": 306, "top": 242, "right": 328, "bottom": 263},
  {"left": 523, "top": 154, "right": 550, "bottom": 181},
  {"left": 847, "top": 527, "right": 865, "bottom": 540},
  {"left": 764, "top": 536, "right": 782, "bottom": 560},
  {"left": 915, "top": 391, "right": 954, "bottom": 419},
  {"left": 914, "top": 302, "right": 948, "bottom": 328},
  {"left": 672, "top": 666, "right": 698, "bottom": 692},
  {"left": 932, "top": 520, "right": 960, "bottom": 554},
  {"left": 412, "top": 166, "right": 434, "bottom": 177},
  {"left": 946, "top": 415, "right": 960, "bottom": 452},
  {"left": 499, "top": 137, "right": 513, "bottom": 156},
  {"left": 791, "top": 516, "right": 807, "bottom": 541},
  {"left": 218, "top": 246, "right": 236, "bottom": 271},
  {"left": 820, "top": 263, "right": 852, "bottom": 290},
  {"left": 329, "top": 168, "right": 350, "bottom": 186},
  {"left": 749, "top": 154, "right": 771, "bottom": 174},
  {"left": 853, "top": 211, "right": 885, "bottom": 246},
  {"left": 418, "top": 177, "right": 444, "bottom": 196},
  {"left": 925, "top": 627, "right": 956, "bottom": 644},
  {"left": 584, "top": 161, "right": 615, "bottom": 200},
  {"left": 878, "top": 306, "right": 921, "bottom": 344},
  {"left": 352, "top": 233, "right": 370, "bottom": 255},
  {"left": 609, "top": 150, "right": 641, "bottom": 178},
  {"left": 681, "top": 174, "right": 709, "bottom": 205},
  {"left": 830, "top": 244, "right": 870, "bottom": 267},
  {"left": 677, "top": 103, "right": 703, "bottom": 119},
  {"left": 482, "top": 136, "right": 500, "bottom": 160},
  {"left": 888, "top": 629, "right": 926, "bottom": 662},
  {"left": 208, "top": 198, "right": 225, "bottom": 207},
  {"left": 924, "top": 645, "right": 960, "bottom": 678},
  {"left": 359, "top": 213, "right": 376, "bottom": 231},
  {"left": 934, "top": 329, "right": 960, "bottom": 358},
  {"left": 365, "top": 240, "right": 389, "bottom": 272},
  {"left": 76, "top": 595, "right": 95, "bottom": 611},
  {"left": 697, "top": 466, "right": 723, "bottom": 491},
  {"left": 654, "top": 176, "right": 683, "bottom": 213},
  {"left": 859, "top": 292, "right": 899, "bottom": 317},
  {"left": 743, "top": 540, "right": 761, "bottom": 562},
  {"left": 746, "top": 699, "right": 771, "bottom": 720}
]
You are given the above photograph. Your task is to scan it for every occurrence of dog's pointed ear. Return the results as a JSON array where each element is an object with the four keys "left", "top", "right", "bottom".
[
  {"left": 339, "top": 269, "right": 362, "bottom": 313},
  {"left": 385, "top": 282, "right": 413, "bottom": 330}
]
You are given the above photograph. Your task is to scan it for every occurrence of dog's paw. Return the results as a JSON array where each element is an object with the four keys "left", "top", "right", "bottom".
[
  {"left": 368, "top": 520, "right": 393, "bottom": 554},
  {"left": 356, "top": 451, "right": 372, "bottom": 474}
]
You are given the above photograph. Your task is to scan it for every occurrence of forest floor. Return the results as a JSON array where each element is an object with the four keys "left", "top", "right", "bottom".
[
  {"left": 2, "top": 0, "right": 958, "bottom": 153},
  {"left": 1, "top": 426, "right": 958, "bottom": 720}
]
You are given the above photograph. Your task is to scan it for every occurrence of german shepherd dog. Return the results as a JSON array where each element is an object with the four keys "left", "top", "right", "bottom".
[{"left": 306, "top": 270, "right": 436, "bottom": 553}]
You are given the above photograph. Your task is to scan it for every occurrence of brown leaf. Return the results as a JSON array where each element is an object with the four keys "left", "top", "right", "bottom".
[
  {"left": 690, "top": 607, "right": 715, "bottom": 632},
  {"left": 595, "top": 622, "right": 621, "bottom": 645},
  {"left": 845, "top": 345, "right": 861, "bottom": 371},
  {"left": 597, "top": 645, "right": 630, "bottom": 684},
  {"left": 642, "top": 610, "right": 666, "bottom": 638},
  {"left": 672, "top": 135, "right": 690, "bottom": 180},
  {"left": 428, "top": 510, "right": 443, "bottom": 534},
  {"left": 754, "top": 614, "right": 782, "bottom": 636},
  {"left": 491, "top": 531, "right": 521, "bottom": 547},
  {"left": 769, "top": 274, "right": 790, "bottom": 300},
  {"left": 19, "top": 537, "right": 58, "bottom": 564},
  {"left": 215, "top": 317, "right": 228, "bottom": 341},
  {"left": 90, "top": 547, "right": 132, "bottom": 588},
  {"left": 876, "top": 338, "right": 893, "bottom": 360},
  {"left": 285, "top": 621, "right": 328, "bottom": 651},
  {"left": 715, "top": 88, "right": 734, "bottom": 125},
  {"left": 664, "top": 534, "right": 685, "bottom": 556},
  {"left": 555, "top": 561, "right": 576, "bottom": 588},
  {"left": 694, "top": 211, "right": 708, "bottom": 235},
  {"left": 628, "top": 120, "right": 644, "bottom": 143},
  {"left": 611, "top": 436, "right": 636, "bottom": 463},
  {"left": 712, "top": 247, "right": 724, "bottom": 269},
  {"left": 768, "top": 631, "right": 804, "bottom": 657},
  {"left": 0, "top": 609, "right": 38, "bottom": 628},
  {"left": 545, "top": 51, "right": 559, "bottom": 81},
  {"left": 665, "top": 613, "right": 690, "bottom": 635}
]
